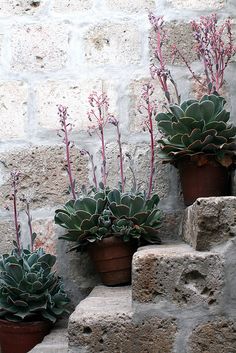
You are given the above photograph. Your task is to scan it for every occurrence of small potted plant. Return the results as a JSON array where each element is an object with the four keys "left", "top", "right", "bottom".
[
  {"left": 156, "top": 94, "right": 236, "bottom": 205},
  {"left": 148, "top": 13, "right": 236, "bottom": 205},
  {"left": 55, "top": 90, "right": 162, "bottom": 286},
  {"left": 0, "top": 171, "right": 69, "bottom": 353}
]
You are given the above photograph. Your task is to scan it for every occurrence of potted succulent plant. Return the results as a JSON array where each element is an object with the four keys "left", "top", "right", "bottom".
[
  {"left": 0, "top": 171, "right": 69, "bottom": 353},
  {"left": 156, "top": 94, "right": 236, "bottom": 205},
  {"left": 55, "top": 90, "right": 162, "bottom": 286},
  {"left": 148, "top": 13, "right": 236, "bottom": 205}
]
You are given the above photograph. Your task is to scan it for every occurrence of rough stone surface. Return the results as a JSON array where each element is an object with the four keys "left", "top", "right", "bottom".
[
  {"left": 0, "top": 0, "right": 45, "bottom": 16},
  {"left": 167, "top": 0, "right": 225, "bottom": 10},
  {"left": 105, "top": 0, "right": 155, "bottom": 13},
  {"left": 132, "top": 244, "right": 224, "bottom": 307},
  {"left": 51, "top": 0, "right": 92, "bottom": 13},
  {"left": 29, "top": 327, "right": 68, "bottom": 353},
  {"left": 0, "top": 220, "right": 15, "bottom": 254},
  {"left": 106, "top": 142, "right": 170, "bottom": 200},
  {"left": 35, "top": 80, "right": 117, "bottom": 131},
  {"left": 10, "top": 23, "right": 69, "bottom": 72},
  {"left": 32, "top": 218, "right": 57, "bottom": 255},
  {"left": 188, "top": 319, "right": 236, "bottom": 353},
  {"left": 150, "top": 22, "right": 197, "bottom": 65},
  {"left": 68, "top": 286, "right": 177, "bottom": 353},
  {"left": 0, "top": 81, "right": 28, "bottom": 140},
  {"left": 0, "top": 145, "right": 88, "bottom": 208},
  {"left": 84, "top": 22, "right": 141, "bottom": 66},
  {"left": 182, "top": 197, "right": 236, "bottom": 251}
]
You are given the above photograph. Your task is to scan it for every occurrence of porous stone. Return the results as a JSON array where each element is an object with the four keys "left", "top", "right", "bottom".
[
  {"left": 0, "top": 145, "right": 88, "bottom": 208},
  {"left": 132, "top": 244, "right": 224, "bottom": 307},
  {"left": 105, "top": 0, "right": 155, "bottom": 13},
  {"left": 32, "top": 219, "right": 57, "bottom": 255},
  {"left": 35, "top": 80, "right": 117, "bottom": 131},
  {"left": 105, "top": 142, "right": 170, "bottom": 200},
  {"left": 167, "top": 0, "right": 225, "bottom": 10},
  {"left": 0, "top": 81, "right": 28, "bottom": 140},
  {"left": 51, "top": 0, "right": 92, "bottom": 13},
  {"left": 188, "top": 319, "right": 236, "bottom": 353},
  {"left": 10, "top": 23, "right": 69, "bottom": 72},
  {"left": 182, "top": 197, "right": 236, "bottom": 251},
  {"left": 84, "top": 22, "right": 141, "bottom": 66},
  {"left": 0, "top": 0, "right": 45, "bottom": 16},
  {"left": 0, "top": 220, "right": 15, "bottom": 254},
  {"left": 68, "top": 286, "right": 177, "bottom": 353},
  {"left": 150, "top": 21, "right": 197, "bottom": 65}
]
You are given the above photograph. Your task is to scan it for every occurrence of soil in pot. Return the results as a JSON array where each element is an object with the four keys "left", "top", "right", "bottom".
[
  {"left": 178, "top": 158, "right": 230, "bottom": 206},
  {"left": 88, "top": 236, "right": 136, "bottom": 286},
  {"left": 0, "top": 319, "right": 52, "bottom": 353}
]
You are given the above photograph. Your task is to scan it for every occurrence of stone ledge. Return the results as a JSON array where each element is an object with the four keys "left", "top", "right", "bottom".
[
  {"left": 68, "top": 286, "right": 177, "bottom": 353},
  {"left": 28, "top": 327, "right": 68, "bottom": 353},
  {"left": 182, "top": 197, "right": 236, "bottom": 251},
  {"left": 132, "top": 244, "right": 224, "bottom": 307}
]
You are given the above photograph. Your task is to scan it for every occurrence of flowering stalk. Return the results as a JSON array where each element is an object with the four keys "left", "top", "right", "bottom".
[
  {"left": 139, "top": 83, "right": 156, "bottom": 199},
  {"left": 149, "top": 12, "right": 180, "bottom": 104},
  {"left": 80, "top": 149, "right": 98, "bottom": 190},
  {"left": 173, "top": 14, "right": 236, "bottom": 94},
  {"left": 87, "top": 92, "right": 111, "bottom": 187},
  {"left": 57, "top": 105, "right": 76, "bottom": 200},
  {"left": 10, "top": 171, "right": 21, "bottom": 253},
  {"left": 108, "top": 116, "right": 125, "bottom": 192},
  {"left": 20, "top": 195, "right": 35, "bottom": 252}
]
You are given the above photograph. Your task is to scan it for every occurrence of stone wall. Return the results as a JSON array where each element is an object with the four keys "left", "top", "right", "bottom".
[{"left": 0, "top": 0, "right": 236, "bottom": 305}]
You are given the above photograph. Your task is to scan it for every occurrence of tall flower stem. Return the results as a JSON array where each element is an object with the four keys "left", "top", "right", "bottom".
[
  {"left": 11, "top": 171, "right": 21, "bottom": 253},
  {"left": 139, "top": 83, "right": 156, "bottom": 199},
  {"left": 109, "top": 116, "right": 125, "bottom": 193},
  {"left": 25, "top": 202, "right": 34, "bottom": 252},
  {"left": 58, "top": 105, "right": 76, "bottom": 200},
  {"left": 88, "top": 92, "right": 111, "bottom": 188}
]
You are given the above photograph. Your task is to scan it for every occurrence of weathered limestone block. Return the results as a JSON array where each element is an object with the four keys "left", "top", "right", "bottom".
[
  {"left": 0, "top": 81, "right": 28, "bottom": 140},
  {"left": 0, "top": 0, "right": 46, "bottom": 16},
  {"left": 10, "top": 23, "right": 69, "bottom": 72},
  {"left": 84, "top": 22, "right": 141, "bottom": 66},
  {"left": 51, "top": 0, "right": 92, "bottom": 13},
  {"left": 0, "top": 145, "right": 88, "bottom": 208},
  {"left": 132, "top": 244, "right": 224, "bottom": 307},
  {"left": 105, "top": 0, "right": 155, "bottom": 13},
  {"left": 188, "top": 319, "right": 236, "bottom": 353},
  {"left": 150, "top": 22, "right": 197, "bottom": 65},
  {"left": 68, "top": 286, "right": 177, "bottom": 353},
  {"left": 182, "top": 197, "right": 236, "bottom": 251},
  {"left": 106, "top": 142, "right": 170, "bottom": 200},
  {"left": 167, "top": 0, "right": 225, "bottom": 10},
  {"left": 0, "top": 220, "right": 15, "bottom": 254},
  {"left": 35, "top": 79, "right": 117, "bottom": 131}
]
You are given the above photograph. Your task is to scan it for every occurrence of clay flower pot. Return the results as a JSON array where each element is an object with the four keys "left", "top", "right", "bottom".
[
  {"left": 178, "top": 158, "right": 230, "bottom": 206},
  {"left": 0, "top": 319, "right": 52, "bottom": 353},
  {"left": 88, "top": 236, "right": 136, "bottom": 286}
]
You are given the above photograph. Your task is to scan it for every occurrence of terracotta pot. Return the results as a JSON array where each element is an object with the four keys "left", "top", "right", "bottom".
[
  {"left": 88, "top": 236, "right": 136, "bottom": 286},
  {"left": 0, "top": 319, "right": 52, "bottom": 353},
  {"left": 178, "top": 158, "right": 230, "bottom": 206}
]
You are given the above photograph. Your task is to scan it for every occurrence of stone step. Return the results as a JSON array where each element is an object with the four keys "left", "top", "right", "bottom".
[
  {"left": 68, "top": 286, "right": 177, "bottom": 353},
  {"left": 181, "top": 196, "right": 236, "bottom": 250},
  {"left": 28, "top": 327, "right": 68, "bottom": 353},
  {"left": 132, "top": 243, "right": 224, "bottom": 309}
]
